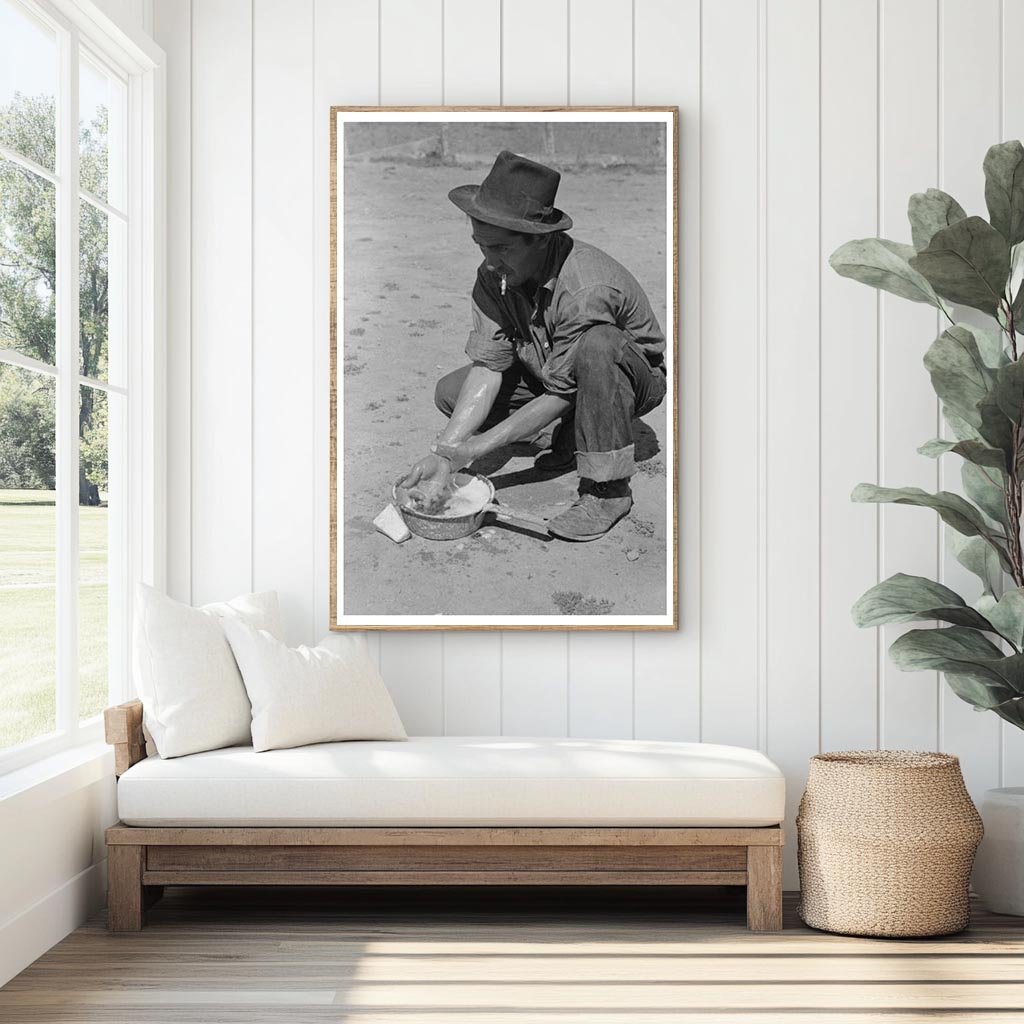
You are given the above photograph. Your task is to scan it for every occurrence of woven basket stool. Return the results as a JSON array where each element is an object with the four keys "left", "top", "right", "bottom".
[{"left": 797, "top": 751, "right": 983, "bottom": 937}]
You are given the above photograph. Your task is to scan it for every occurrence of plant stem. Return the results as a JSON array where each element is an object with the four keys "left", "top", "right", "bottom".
[
  {"left": 1006, "top": 471, "right": 1024, "bottom": 587},
  {"left": 1006, "top": 306, "right": 1024, "bottom": 586}
]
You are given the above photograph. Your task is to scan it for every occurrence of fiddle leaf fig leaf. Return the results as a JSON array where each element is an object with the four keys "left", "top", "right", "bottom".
[
  {"left": 909, "top": 216, "right": 1011, "bottom": 314},
  {"left": 923, "top": 325, "right": 997, "bottom": 427},
  {"left": 1010, "top": 241, "right": 1024, "bottom": 323},
  {"left": 918, "top": 437, "right": 1008, "bottom": 471},
  {"left": 1012, "top": 278, "right": 1024, "bottom": 325},
  {"left": 977, "top": 391, "right": 1016, "bottom": 458},
  {"left": 962, "top": 461, "right": 1009, "bottom": 528},
  {"left": 950, "top": 532, "right": 1004, "bottom": 596},
  {"left": 985, "top": 688, "right": 1024, "bottom": 728},
  {"left": 909, "top": 188, "right": 968, "bottom": 251},
  {"left": 830, "top": 238, "right": 943, "bottom": 307},
  {"left": 944, "top": 671, "right": 1024, "bottom": 713},
  {"left": 969, "top": 322, "right": 1012, "bottom": 368},
  {"left": 942, "top": 407, "right": 983, "bottom": 441},
  {"left": 993, "top": 357, "right": 1024, "bottom": 423},
  {"left": 1008, "top": 241, "right": 1024, "bottom": 305},
  {"left": 851, "top": 483, "right": 1011, "bottom": 567},
  {"left": 984, "top": 140, "right": 1024, "bottom": 246},
  {"left": 888, "top": 627, "right": 1024, "bottom": 702},
  {"left": 977, "top": 589, "right": 1024, "bottom": 649},
  {"left": 918, "top": 439, "right": 953, "bottom": 459},
  {"left": 852, "top": 573, "right": 994, "bottom": 630}
]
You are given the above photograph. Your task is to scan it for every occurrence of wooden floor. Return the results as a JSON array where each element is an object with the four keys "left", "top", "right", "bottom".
[{"left": 2, "top": 886, "right": 1024, "bottom": 1022}]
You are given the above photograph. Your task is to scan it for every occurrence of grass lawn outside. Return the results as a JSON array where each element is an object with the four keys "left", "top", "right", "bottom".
[{"left": 0, "top": 489, "right": 109, "bottom": 751}]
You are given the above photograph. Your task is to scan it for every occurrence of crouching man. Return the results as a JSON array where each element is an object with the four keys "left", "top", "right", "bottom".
[{"left": 400, "top": 150, "right": 667, "bottom": 541}]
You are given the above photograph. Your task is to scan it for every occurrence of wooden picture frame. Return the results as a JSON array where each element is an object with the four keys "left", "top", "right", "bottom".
[{"left": 330, "top": 107, "right": 679, "bottom": 630}]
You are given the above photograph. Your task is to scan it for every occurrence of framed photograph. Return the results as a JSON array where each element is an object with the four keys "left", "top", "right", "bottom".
[{"left": 330, "top": 107, "right": 678, "bottom": 630}]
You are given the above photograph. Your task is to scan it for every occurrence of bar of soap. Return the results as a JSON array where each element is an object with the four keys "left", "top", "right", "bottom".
[{"left": 374, "top": 503, "right": 411, "bottom": 543}]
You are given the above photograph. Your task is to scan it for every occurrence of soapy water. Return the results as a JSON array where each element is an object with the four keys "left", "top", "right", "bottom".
[
  {"left": 441, "top": 476, "right": 492, "bottom": 516},
  {"left": 400, "top": 475, "right": 492, "bottom": 519}
]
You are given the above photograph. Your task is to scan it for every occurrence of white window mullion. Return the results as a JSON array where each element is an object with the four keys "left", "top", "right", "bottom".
[
  {"left": 0, "top": 350, "right": 60, "bottom": 379},
  {"left": 79, "top": 187, "right": 127, "bottom": 224},
  {"left": 0, "top": 143, "right": 60, "bottom": 187},
  {"left": 122, "top": 72, "right": 145, "bottom": 704},
  {"left": 55, "top": 23, "right": 81, "bottom": 734}
]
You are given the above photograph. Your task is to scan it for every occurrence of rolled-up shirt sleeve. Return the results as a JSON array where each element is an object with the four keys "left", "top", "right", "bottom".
[
  {"left": 540, "top": 285, "right": 620, "bottom": 397},
  {"left": 465, "top": 282, "right": 515, "bottom": 373}
]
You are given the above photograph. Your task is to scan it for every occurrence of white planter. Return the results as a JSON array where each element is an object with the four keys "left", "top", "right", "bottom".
[{"left": 973, "top": 787, "right": 1024, "bottom": 916}]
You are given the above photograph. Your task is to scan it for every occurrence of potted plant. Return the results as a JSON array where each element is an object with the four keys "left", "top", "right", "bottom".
[{"left": 831, "top": 140, "right": 1024, "bottom": 913}]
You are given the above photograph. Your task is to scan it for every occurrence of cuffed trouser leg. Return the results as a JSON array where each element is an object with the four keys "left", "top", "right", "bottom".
[
  {"left": 434, "top": 363, "right": 545, "bottom": 428},
  {"left": 573, "top": 325, "right": 667, "bottom": 482}
]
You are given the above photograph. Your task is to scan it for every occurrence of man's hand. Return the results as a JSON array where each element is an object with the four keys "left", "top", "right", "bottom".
[
  {"left": 434, "top": 436, "right": 485, "bottom": 470},
  {"left": 398, "top": 453, "right": 452, "bottom": 512}
]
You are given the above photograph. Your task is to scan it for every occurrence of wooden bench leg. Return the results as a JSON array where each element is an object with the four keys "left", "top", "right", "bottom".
[
  {"left": 746, "top": 845, "right": 783, "bottom": 931},
  {"left": 107, "top": 845, "right": 145, "bottom": 931}
]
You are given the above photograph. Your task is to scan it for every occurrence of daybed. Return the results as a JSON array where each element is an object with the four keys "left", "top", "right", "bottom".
[{"left": 104, "top": 699, "right": 786, "bottom": 932}]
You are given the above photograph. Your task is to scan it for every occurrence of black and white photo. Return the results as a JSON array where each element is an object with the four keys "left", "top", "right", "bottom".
[{"left": 331, "top": 109, "right": 678, "bottom": 629}]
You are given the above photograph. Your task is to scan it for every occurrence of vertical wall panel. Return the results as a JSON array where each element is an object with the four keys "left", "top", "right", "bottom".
[
  {"left": 253, "top": 0, "right": 315, "bottom": 646},
  {"left": 502, "top": 633, "right": 569, "bottom": 735},
  {"left": 380, "top": 634, "right": 446, "bottom": 734},
  {"left": 820, "top": 0, "right": 879, "bottom": 753},
  {"left": 444, "top": 635, "right": 502, "bottom": 734},
  {"left": 938, "top": 0, "right": 1002, "bottom": 795},
  {"left": 632, "top": 0, "right": 700, "bottom": 741},
  {"left": 313, "top": 0, "right": 379, "bottom": 654},
  {"left": 502, "top": 0, "right": 568, "bottom": 103},
  {"left": 92, "top": 0, "right": 147, "bottom": 32},
  {"left": 497, "top": 0, "right": 572, "bottom": 737},
  {"left": 440, "top": 1, "right": 504, "bottom": 734},
  {"left": 189, "top": 0, "right": 253, "bottom": 605},
  {"left": 443, "top": 0, "right": 500, "bottom": 105},
  {"left": 568, "top": 634, "right": 635, "bottom": 738},
  {"left": 153, "top": 0, "right": 190, "bottom": 604},
  {"left": 1002, "top": 0, "right": 1024, "bottom": 786},
  {"left": 1001, "top": 0, "right": 1024, "bottom": 139},
  {"left": 878, "top": 0, "right": 941, "bottom": 751},
  {"left": 562, "top": 0, "right": 637, "bottom": 736},
  {"left": 699, "top": 0, "right": 761, "bottom": 749},
  {"left": 376, "top": 0, "right": 447, "bottom": 725},
  {"left": 381, "top": 0, "right": 443, "bottom": 106},
  {"left": 568, "top": 0, "right": 632, "bottom": 104},
  {"left": 317, "top": 0, "right": 379, "bottom": 106},
  {"left": 764, "top": 0, "right": 821, "bottom": 884}
]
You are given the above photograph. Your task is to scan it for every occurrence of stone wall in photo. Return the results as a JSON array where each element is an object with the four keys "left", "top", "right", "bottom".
[{"left": 343, "top": 121, "right": 666, "bottom": 169}]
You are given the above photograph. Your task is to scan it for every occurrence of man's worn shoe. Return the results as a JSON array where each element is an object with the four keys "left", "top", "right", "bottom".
[
  {"left": 548, "top": 479, "right": 633, "bottom": 541},
  {"left": 534, "top": 419, "right": 577, "bottom": 472}
]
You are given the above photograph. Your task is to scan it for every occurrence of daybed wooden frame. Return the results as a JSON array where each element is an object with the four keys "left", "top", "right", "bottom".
[{"left": 104, "top": 700, "right": 784, "bottom": 932}]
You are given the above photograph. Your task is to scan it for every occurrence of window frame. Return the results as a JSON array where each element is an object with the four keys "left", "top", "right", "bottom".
[{"left": 0, "top": 0, "right": 164, "bottom": 776}]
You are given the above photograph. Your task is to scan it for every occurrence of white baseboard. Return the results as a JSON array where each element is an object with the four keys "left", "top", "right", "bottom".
[{"left": 0, "top": 859, "right": 107, "bottom": 987}]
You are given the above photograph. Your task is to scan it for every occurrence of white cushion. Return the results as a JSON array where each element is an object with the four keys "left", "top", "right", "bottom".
[
  {"left": 116, "top": 736, "right": 786, "bottom": 827},
  {"left": 315, "top": 632, "right": 374, "bottom": 660},
  {"left": 133, "top": 584, "right": 283, "bottom": 759},
  {"left": 222, "top": 622, "right": 407, "bottom": 752}
]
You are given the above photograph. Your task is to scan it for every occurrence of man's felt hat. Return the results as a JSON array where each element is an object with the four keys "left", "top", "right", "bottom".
[{"left": 448, "top": 150, "right": 573, "bottom": 234}]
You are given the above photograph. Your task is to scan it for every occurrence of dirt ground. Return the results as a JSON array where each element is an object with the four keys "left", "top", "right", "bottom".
[{"left": 340, "top": 160, "right": 670, "bottom": 618}]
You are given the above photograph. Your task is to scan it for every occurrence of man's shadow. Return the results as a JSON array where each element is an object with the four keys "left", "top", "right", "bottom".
[{"left": 478, "top": 419, "right": 661, "bottom": 493}]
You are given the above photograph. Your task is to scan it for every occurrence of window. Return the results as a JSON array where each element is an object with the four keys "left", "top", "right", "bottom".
[{"left": 0, "top": 0, "right": 162, "bottom": 773}]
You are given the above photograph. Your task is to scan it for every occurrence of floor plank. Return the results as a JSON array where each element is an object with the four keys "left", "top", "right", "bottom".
[{"left": 3, "top": 887, "right": 1024, "bottom": 1021}]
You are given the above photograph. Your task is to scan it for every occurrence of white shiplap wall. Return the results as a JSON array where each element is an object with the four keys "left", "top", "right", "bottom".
[{"left": 153, "top": 0, "right": 1024, "bottom": 885}]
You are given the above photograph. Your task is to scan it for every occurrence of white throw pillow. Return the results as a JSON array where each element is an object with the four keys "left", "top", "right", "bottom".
[
  {"left": 223, "top": 621, "right": 407, "bottom": 752},
  {"left": 133, "top": 584, "right": 283, "bottom": 758}
]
